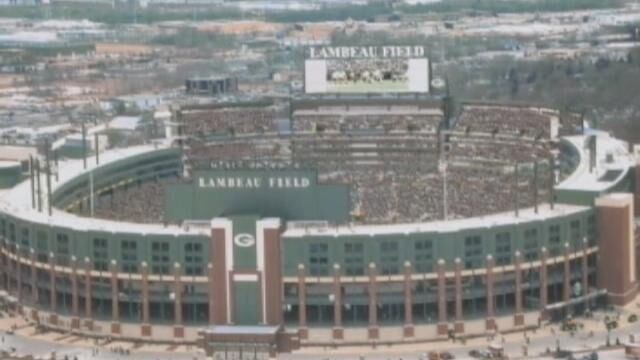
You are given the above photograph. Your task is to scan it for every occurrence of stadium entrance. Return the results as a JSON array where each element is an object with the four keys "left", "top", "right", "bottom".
[{"left": 198, "top": 326, "right": 299, "bottom": 358}]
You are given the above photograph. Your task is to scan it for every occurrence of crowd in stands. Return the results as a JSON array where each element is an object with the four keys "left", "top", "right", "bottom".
[
  {"left": 446, "top": 133, "right": 551, "bottom": 164},
  {"left": 182, "top": 107, "right": 277, "bottom": 137},
  {"left": 292, "top": 112, "right": 442, "bottom": 134},
  {"left": 90, "top": 178, "right": 177, "bottom": 224},
  {"left": 85, "top": 104, "right": 558, "bottom": 225},
  {"left": 455, "top": 105, "right": 556, "bottom": 138}
]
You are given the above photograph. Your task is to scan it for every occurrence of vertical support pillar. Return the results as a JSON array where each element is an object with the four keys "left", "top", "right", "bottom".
[
  {"left": 210, "top": 220, "right": 229, "bottom": 325},
  {"left": 141, "top": 262, "right": 151, "bottom": 337},
  {"left": 173, "top": 263, "right": 184, "bottom": 338},
  {"left": 582, "top": 238, "right": 589, "bottom": 297},
  {"left": 110, "top": 260, "right": 120, "bottom": 335},
  {"left": 297, "top": 264, "right": 308, "bottom": 339},
  {"left": 71, "top": 256, "right": 79, "bottom": 329},
  {"left": 403, "top": 261, "right": 414, "bottom": 338},
  {"left": 207, "top": 262, "right": 215, "bottom": 325},
  {"left": 30, "top": 249, "right": 38, "bottom": 305},
  {"left": 84, "top": 257, "right": 93, "bottom": 330},
  {"left": 259, "top": 219, "right": 283, "bottom": 325},
  {"left": 436, "top": 259, "right": 448, "bottom": 336},
  {"left": 368, "top": 263, "right": 378, "bottom": 340},
  {"left": 540, "top": 247, "right": 548, "bottom": 320},
  {"left": 15, "top": 246, "right": 22, "bottom": 303},
  {"left": 332, "top": 263, "right": 343, "bottom": 340},
  {"left": 563, "top": 243, "right": 571, "bottom": 302},
  {"left": 454, "top": 258, "right": 464, "bottom": 334},
  {"left": 486, "top": 255, "right": 496, "bottom": 331},
  {"left": 595, "top": 193, "right": 638, "bottom": 305},
  {"left": 49, "top": 253, "right": 57, "bottom": 325},
  {"left": 514, "top": 251, "right": 524, "bottom": 326}
]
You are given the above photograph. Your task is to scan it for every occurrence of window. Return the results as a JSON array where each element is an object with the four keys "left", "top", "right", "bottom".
[
  {"left": 495, "top": 232, "right": 511, "bottom": 266},
  {"left": 36, "top": 230, "right": 49, "bottom": 262},
  {"left": 20, "top": 228, "right": 30, "bottom": 256},
  {"left": 93, "top": 238, "right": 109, "bottom": 271},
  {"left": 379, "top": 241, "right": 399, "bottom": 275},
  {"left": 0, "top": 218, "right": 5, "bottom": 240},
  {"left": 308, "top": 243, "right": 329, "bottom": 276},
  {"left": 587, "top": 214, "right": 596, "bottom": 246},
  {"left": 344, "top": 242, "right": 364, "bottom": 276},
  {"left": 569, "top": 220, "right": 581, "bottom": 248},
  {"left": 548, "top": 224, "right": 561, "bottom": 256},
  {"left": 464, "top": 235, "right": 483, "bottom": 269},
  {"left": 121, "top": 240, "right": 138, "bottom": 273},
  {"left": 8, "top": 222, "right": 15, "bottom": 244},
  {"left": 184, "top": 242, "right": 204, "bottom": 276},
  {"left": 56, "top": 233, "right": 70, "bottom": 266},
  {"left": 523, "top": 228, "right": 538, "bottom": 261},
  {"left": 414, "top": 239, "right": 434, "bottom": 273},
  {"left": 151, "top": 241, "right": 170, "bottom": 275}
]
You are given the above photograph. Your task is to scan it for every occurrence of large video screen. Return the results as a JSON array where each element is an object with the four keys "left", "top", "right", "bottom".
[{"left": 305, "top": 46, "right": 429, "bottom": 94}]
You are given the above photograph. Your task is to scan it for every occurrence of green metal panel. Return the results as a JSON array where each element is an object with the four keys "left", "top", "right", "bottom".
[
  {"left": 165, "top": 169, "right": 350, "bottom": 222},
  {"left": 233, "top": 281, "right": 260, "bottom": 325},
  {"left": 0, "top": 164, "right": 22, "bottom": 189},
  {"left": 231, "top": 216, "right": 258, "bottom": 270}
]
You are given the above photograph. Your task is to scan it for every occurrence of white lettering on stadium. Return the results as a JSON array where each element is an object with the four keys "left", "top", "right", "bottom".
[
  {"left": 309, "top": 46, "right": 425, "bottom": 59},
  {"left": 198, "top": 177, "right": 311, "bottom": 189}
]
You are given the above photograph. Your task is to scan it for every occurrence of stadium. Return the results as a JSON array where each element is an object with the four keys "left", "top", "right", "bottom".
[{"left": 0, "top": 46, "right": 639, "bottom": 356}]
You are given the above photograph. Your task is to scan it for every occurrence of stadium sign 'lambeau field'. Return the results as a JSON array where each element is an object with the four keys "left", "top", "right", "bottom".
[
  {"left": 198, "top": 175, "right": 311, "bottom": 189},
  {"left": 309, "top": 45, "right": 426, "bottom": 59}
]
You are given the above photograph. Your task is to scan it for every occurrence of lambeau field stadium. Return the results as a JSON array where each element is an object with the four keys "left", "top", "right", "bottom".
[{"left": 0, "top": 45, "right": 639, "bottom": 356}]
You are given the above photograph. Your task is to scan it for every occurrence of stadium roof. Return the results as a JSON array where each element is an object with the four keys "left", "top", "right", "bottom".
[
  {"left": 556, "top": 131, "right": 635, "bottom": 192},
  {"left": 0, "top": 142, "right": 208, "bottom": 237}
]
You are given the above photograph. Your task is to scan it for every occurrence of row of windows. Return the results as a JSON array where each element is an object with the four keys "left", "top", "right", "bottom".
[
  {"left": 0, "top": 220, "right": 207, "bottom": 275},
  {"left": 304, "top": 216, "right": 595, "bottom": 276}
]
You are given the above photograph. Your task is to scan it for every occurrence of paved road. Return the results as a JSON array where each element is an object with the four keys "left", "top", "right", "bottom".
[{"left": 0, "top": 309, "right": 638, "bottom": 360}]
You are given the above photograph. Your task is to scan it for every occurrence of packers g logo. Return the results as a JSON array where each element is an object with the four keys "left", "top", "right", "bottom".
[{"left": 233, "top": 233, "right": 256, "bottom": 248}]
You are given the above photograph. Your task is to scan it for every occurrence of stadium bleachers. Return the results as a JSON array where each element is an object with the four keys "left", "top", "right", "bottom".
[{"left": 88, "top": 104, "right": 557, "bottom": 225}]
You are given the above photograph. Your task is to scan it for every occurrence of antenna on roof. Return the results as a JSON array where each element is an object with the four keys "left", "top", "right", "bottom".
[
  {"left": 514, "top": 162, "right": 519, "bottom": 217},
  {"left": 82, "top": 121, "right": 87, "bottom": 170},
  {"left": 53, "top": 150, "right": 58, "bottom": 182},
  {"left": 35, "top": 158, "right": 42, "bottom": 213},
  {"left": 533, "top": 160, "right": 539, "bottom": 214},
  {"left": 29, "top": 156, "right": 35, "bottom": 210},
  {"left": 549, "top": 156, "right": 555, "bottom": 210},
  {"left": 94, "top": 133, "right": 100, "bottom": 165},
  {"left": 45, "top": 139, "right": 52, "bottom": 216}
]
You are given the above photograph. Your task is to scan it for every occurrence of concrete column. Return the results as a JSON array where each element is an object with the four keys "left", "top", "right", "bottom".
[
  {"left": 436, "top": 259, "right": 448, "bottom": 336},
  {"left": 403, "top": 261, "right": 414, "bottom": 338},
  {"left": 368, "top": 263, "right": 378, "bottom": 340},
  {"left": 141, "top": 262, "right": 151, "bottom": 337},
  {"left": 207, "top": 263, "right": 215, "bottom": 324},
  {"left": 454, "top": 258, "right": 464, "bottom": 334},
  {"left": 48, "top": 253, "right": 55, "bottom": 310},
  {"left": 297, "top": 264, "right": 308, "bottom": 339},
  {"left": 84, "top": 257, "right": 92, "bottom": 321},
  {"left": 486, "top": 255, "right": 496, "bottom": 331},
  {"left": 30, "top": 249, "right": 38, "bottom": 306},
  {"left": 260, "top": 220, "right": 283, "bottom": 326},
  {"left": 210, "top": 222, "right": 228, "bottom": 325},
  {"left": 563, "top": 243, "right": 571, "bottom": 302},
  {"left": 15, "top": 246, "right": 21, "bottom": 303},
  {"left": 110, "top": 260, "right": 120, "bottom": 335},
  {"left": 71, "top": 256, "right": 79, "bottom": 329},
  {"left": 332, "top": 263, "right": 343, "bottom": 340},
  {"left": 514, "top": 251, "right": 524, "bottom": 326},
  {"left": 540, "top": 247, "right": 548, "bottom": 319},
  {"left": 173, "top": 263, "right": 184, "bottom": 338},
  {"left": 582, "top": 238, "right": 589, "bottom": 296},
  {"left": 596, "top": 193, "right": 638, "bottom": 305}
]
